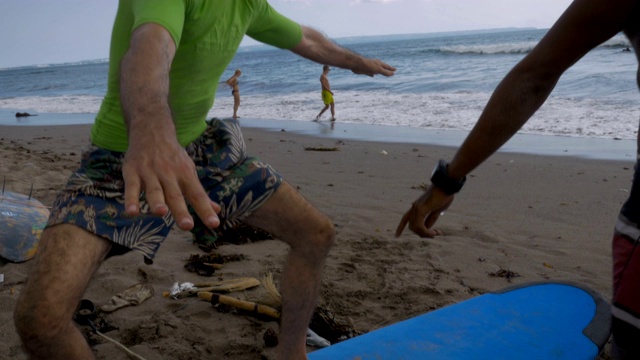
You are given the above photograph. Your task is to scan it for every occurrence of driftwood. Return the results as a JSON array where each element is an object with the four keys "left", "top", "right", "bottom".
[
  {"left": 163, "top": 277, "right": 260, "bottom": 299},
  {"left": 198, "top": 291, "right": 281, "bottom": 319}
]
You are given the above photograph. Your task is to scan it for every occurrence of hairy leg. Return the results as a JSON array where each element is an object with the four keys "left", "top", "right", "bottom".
[
  {"left": 14, "top": 224, "right": 112, "bottom": 360},
  {"left": 243, "top": 182, "right": 334, "bottom": 360}
]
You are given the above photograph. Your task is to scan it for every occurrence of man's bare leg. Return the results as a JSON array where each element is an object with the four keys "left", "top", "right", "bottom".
[
  {"left": 14, "top": 224, "right": 112, "bottom": 360},
  {"left": 316, "top": 105, "right": 329, "bottom": 121},
  {"left": 244, "top": 182, "right": 335, "bottom": 360}
]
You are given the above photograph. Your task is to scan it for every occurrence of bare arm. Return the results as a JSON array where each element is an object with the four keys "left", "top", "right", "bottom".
[
  {"left": 225, "top": 76, "right": 236, "bottom": 87},
  {"left": 120, "top": 23, "right": 220, "bottom": 230},
  {"left": 397, "top": 0, "right": 635, "bottom": 237},
  {"left": 291, "top": 25, "right": 396, "bottom": 77},
  {"left": 447, "top": 0, "right": 634, "bottom": 180}
]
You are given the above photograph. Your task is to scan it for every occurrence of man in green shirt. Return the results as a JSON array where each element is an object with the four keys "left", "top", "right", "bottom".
[{"left": 13, "top": 1, "right": 396, "bottom": 359}]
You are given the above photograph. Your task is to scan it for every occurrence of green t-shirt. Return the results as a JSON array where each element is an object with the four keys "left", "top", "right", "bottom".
[{"left": 91, "top": 0, "right": 303, "bottom": 152}]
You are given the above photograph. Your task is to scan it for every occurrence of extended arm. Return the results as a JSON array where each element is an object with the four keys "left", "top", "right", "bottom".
[
  {"left": 396, "top": 0, "right": 635, "bottom": 237},
  {"left": 291, "top": 25, "right": 396, "bottom": 77},
  {"left": 120, "top": 23, "right": 220, "bottom": 230}
]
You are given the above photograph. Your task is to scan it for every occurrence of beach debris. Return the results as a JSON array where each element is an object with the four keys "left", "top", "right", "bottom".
[
  {"left": 75, "top": 299, "right": 146, "bottom": 360},
  {"left": 101, "top": 283, "right": 154, "bottom": 313},
  {"left": 197, "top": 222, "right": 274, "bottom": 252},
  {"left": 263, "top": 327, "right": 279, "bottom": 348},
  {"left": 167, "top": 282, "right": 196, "bottom": 298},
  {"left": 380, "top": 150, "right": 388, "bottom": 155},
  {"left": 411, "top": 182, "right": 429, "bottom": 191},
  {"left": 488, "top": 267, "right": 521, "bottom": 282},
  {"left": 198, "top": 291, "right": 281, "bottom": 319},
  {"left": 307, "top": 328, "right": 331, "bottom": 348},
  {"left": 184, "top": 252, "right": 248, "bottom": 276},
  {"left": 15, "top": 112, "right": 37, "bottom": 118},
  {"left": 310, "top": 307, "right": 361, "bottom": 343},
  {"left": 164, "top": 277, "right": 261, "bottom": 299},
  {"left": 304, "top": 146, "right": 339, "bottom": 152}
]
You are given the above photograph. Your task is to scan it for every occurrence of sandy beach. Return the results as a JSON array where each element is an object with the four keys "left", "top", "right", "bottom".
[{"left": 0, "top": 121, "right": 634, "bottom": 359}]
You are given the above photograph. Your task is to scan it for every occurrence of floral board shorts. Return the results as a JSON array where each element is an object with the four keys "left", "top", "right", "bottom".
[{"left": 46, "top": 118, "right": 282, "bottom": 262}]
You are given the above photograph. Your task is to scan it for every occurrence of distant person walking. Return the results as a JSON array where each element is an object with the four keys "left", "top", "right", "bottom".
[
  {"left": 315, "top": 65, "right": 335, "bottom": 121},
  {"left": 226, "top": 69, "right": 242, "bottom": 119}
]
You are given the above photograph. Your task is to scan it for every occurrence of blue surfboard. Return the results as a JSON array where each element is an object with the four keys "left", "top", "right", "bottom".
[{"left": 309, "top": 281, "right": 610, "bottom": 360}]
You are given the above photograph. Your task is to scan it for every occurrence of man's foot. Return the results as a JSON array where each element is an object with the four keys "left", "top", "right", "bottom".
[
  {"left": 330, "top": 117, "right": 336, "bottom": 122},
  {"left": 314, "top": 115, "right": 320, "bottom": 122}
]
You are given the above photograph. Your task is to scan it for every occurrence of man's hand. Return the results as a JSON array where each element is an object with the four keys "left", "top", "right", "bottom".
[
  {"left": 351, "top": 58, "right": 396, "bottom": 77},
  {"left": 122, "top": 137, "right": 221, "bottom": 231},
  {"left": 395, "top": 185, "right": 454, "bottom": 238}
]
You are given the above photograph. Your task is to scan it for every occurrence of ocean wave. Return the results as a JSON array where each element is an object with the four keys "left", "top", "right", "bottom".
[
  {"left": 1, "top": 91, "right": 637, "bottom": 140},
  {"left": 439, "top": 42, "right": 538, "bottom": 55},
  {"left": 0, "top": 95, "right": 102, "bottom": 113}
]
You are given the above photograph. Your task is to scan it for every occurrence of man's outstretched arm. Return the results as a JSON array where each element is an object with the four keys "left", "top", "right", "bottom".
[{"left": 291, "top": 25, "right": 396, "bottom": 77}]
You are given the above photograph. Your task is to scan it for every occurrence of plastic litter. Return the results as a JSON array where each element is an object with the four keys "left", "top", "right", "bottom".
[
  {"left": 101, "top": 283, "right": 154, "bottom": 313},
  {"left": 307, "top": 328, "right": 331, "bottom": 348}
]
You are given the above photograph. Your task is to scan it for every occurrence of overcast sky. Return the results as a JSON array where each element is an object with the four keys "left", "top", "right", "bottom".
[{"left": 0, "top": 0, "right": 573, "bottom": 69}]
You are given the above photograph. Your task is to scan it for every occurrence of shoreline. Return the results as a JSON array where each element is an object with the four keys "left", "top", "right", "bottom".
[{"left": 1, "top": 114, "right": 636, "bottom": 162}]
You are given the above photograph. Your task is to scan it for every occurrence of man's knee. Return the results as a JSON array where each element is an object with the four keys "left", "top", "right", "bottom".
[
  {"left": 308, "top": 214, "right": 335, "bottom": 254},
  {"left": 14, "top": 295, "right": 69, "bottom": 346}
]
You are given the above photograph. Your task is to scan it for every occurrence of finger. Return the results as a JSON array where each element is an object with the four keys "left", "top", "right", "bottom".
[
  {"left": 182, "top": 184, "right": 220, "bottom": 229},
  {"left": 141, "top": 176, "right": 169, "bottom": 217},
  {"left": 424, "top": 210, "right": 443, "bottom": 230},
  {"left": 209, "top": 199, "right": 222, "bottom": 213},
  {"left": 123, "top": 167, "right": 142, "bottom": 216},
  {"left": 408, "top": 208, "right": 440, "bottom": 238},
  {"left": 395, "top": 210, "right": 411, "bottom": 237},
  {"left": 160, "top": 179, "right": 195, "bottom": 230}
]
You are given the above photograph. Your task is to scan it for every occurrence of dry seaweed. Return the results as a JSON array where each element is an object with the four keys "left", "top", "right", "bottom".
[
  {"left": 488, "top": 267, "right": 521, "bottom": 282},
  {"left": 184, "top": 253, "right": 246, "bottom": 276},
  {"left": 304, "top": 146, "right": 339, "bottom": 152}
]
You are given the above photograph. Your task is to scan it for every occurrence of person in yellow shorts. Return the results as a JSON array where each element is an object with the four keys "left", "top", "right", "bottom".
[{"left": 315, "top": 65, "right": 335, "bottom": 121}]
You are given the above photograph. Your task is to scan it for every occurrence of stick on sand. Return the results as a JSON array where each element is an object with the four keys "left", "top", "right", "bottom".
[{"left": 198, "top": 291, "right": 281, "bottom": 319}]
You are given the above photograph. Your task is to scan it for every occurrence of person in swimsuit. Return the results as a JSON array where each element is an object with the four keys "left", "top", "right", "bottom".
[
  {"left": 12, "top": 1, "right": 396, "bottom": 359},
  {"left": 395, "top": 1, "right": 640, "bottom": 358},
  {"left": 315, "top": 65, "right": 335, "bottom": 121},
  {"left": 226, "top": 69, "right": 242, "bottom": 119}
]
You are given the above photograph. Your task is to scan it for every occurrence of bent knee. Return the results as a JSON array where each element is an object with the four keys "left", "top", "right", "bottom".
[
  {"left": 15, "top": 297, "right": 70, "bottom": 343},
  {"left": 311, "top": 215, "right": 335, "bottom": 251}
]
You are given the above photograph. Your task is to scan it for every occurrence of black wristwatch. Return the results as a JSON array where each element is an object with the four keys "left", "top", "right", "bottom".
[{"left": 430, "top": 159, "right": 466, "bottom": 195}]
